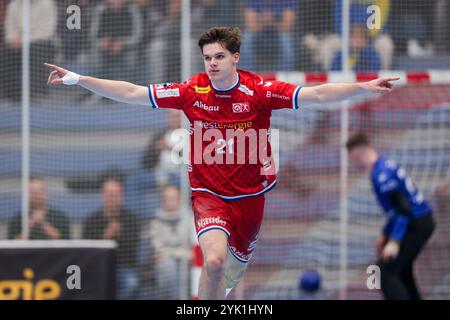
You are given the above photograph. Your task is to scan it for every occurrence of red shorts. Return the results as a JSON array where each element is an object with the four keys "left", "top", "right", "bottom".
[{"left": 192, "top": 191, "right": 265, "bottom": 263}]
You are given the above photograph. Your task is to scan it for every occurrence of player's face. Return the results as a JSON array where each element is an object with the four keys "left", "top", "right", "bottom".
[
  {"left": 349, "top": 146, "right": 373, "bottom": 170},
  {"left": 202, "top": 42, "right": 239, "bottom": 81}
]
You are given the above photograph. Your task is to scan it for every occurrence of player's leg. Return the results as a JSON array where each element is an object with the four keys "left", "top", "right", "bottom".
[
  {"left": 378, "top": 230, "right": 418, "bottom": 299},
  {"left": 400, "top": 262, "right": 421, "bottom": 300},
  {"left": 379, "top": 215, "right": 434, "bottom": 299},
  {"left": 378, "top": 258, "right": 410, "bottom": 299},
  {"left": 198, "top": 229, "right": 229, "bottom": 300},
  {"left": 398, "top": 215, "right": 435, "bottom": 299},
  {"left": 224, "top": 194, "right": 265, "bottom": 298},
  {"left": 224, "top": 249, "right": 248, "bottom": 297},
  {"left": 192, "top": 192, "right": 233, "bottom": 299}
]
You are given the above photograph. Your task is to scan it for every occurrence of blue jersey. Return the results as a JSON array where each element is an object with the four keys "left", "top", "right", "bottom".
[{"left": 371, "top": 156, "right": 432, "bottom": 241}]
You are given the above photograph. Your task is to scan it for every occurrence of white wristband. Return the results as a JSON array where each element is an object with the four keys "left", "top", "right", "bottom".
[{"left": 62, "top": 71, "right": 81, "bottom": 85}]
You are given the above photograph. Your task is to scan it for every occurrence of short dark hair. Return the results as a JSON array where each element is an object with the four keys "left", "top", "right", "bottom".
[
  {"left": 101, "top": 168, "right": 125, "bottom": 187},
  {"left": 346, "top": 132, "right": 371, "bottom": 151},
  {"left": 198, "top": 27, "right": 241, "bottom": 54},
  {"left": 30, "top": 176, "right": 44, "bottom": 182}
]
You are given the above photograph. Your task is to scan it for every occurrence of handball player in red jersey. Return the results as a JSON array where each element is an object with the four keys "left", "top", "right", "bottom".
[{"left": 46, "top": 27, "right": 398, "bottom": 300}]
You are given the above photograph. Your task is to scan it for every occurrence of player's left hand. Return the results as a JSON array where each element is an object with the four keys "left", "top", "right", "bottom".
[
  {"left": 382, "top": 240, "right": 400, "bottom": 261},
  {"left": 363, "top": 77, "right": 400, "bottom": 94}
]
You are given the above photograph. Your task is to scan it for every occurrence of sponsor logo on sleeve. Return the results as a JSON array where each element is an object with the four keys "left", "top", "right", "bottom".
[
  {"left": 156, "top": 88, "right": 180, "bottom": 98},
  {"left": 266, "top": 91, "right": 290, "bottom": 100}
]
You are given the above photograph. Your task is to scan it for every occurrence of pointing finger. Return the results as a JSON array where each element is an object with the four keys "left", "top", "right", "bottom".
[
  {"left": 44, "top": 63, "right": 66, "bottom": 75},
  {"left": 384, "top": 77, "right": 400, "bottom": 82}
]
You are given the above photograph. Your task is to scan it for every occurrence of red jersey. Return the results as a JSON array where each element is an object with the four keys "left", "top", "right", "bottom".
[{"left": 148, "top": 69, "right": 301, "bottom": 200}]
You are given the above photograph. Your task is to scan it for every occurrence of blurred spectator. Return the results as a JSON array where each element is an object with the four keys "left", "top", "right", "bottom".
[
  {"left": 433, "top": 0, "right": 450, "bottom": 55},
  {"left": 0, "top": 0, "right": 5, "bottom": 45},
  {"left": 133, "top": 0, "right": 157, "bottom": 83},
  {"left": 142, "top": 109, "right": 184, "bottom": 186},
  {"left": 331, "top": 24, "right": 381, "bottom": 71},
  {"left": 189, "top": 0, "right": 217, "bottom": 75},
  {"left": 91, "top": 0, "right": 142, "bottom": 80},
  {"left": 65, "top": 166, "right": 126, "bottom": 194},
  {"left": 141, "top": 131, "right": 165, "bottom": 172},
  {"left": 335, "top": 0, "right": 393, "bottom": 69},
  {"left": 57, "top": 0, "right": 98, "bottom": 67},
  {"left": 296, "top": 0, "right": 334, "bottom": 71},
  {"left": 200, "top": 0, "right": 243, "bottom": 28},
  {"left": 0, "top": 0, "right": 5, "bottom": 100},
  {"left": 297, "top": 0, "right": 334, "bottom": 36},
  {"left": 146, "top": 0, "right": 182, "bottom": 83},
  {"left": 1, "top": 0, "right": 57, "bottom": 100},
  {"left": 305, "top": 0, "right": 393, "bottom": 71},
  {"left": 144, "top": 184, "right": 192, "bottom": 299},
  {"left": 8, "top": 176, "right": 70, "bottom": 240},
  {"left": 147, "top": 0, "right": 218, "bottom": 82},
  {"left": 390, "top": 0, "right": 437, "bottom": 57},
  {"left": 123, "top": 110, "right": 183, "bottom": 217},
  {"left": 334, "top": 0, "right": 391, "bottom": 37},
  {"left": 83, "top": 177, "right": 141, "bottom": 299},
  {"left": 240, "top": 0, "right": 297, "bottom": 71}
]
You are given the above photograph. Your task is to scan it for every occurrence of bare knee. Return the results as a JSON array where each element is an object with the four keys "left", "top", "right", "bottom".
[
  {"left": 198, "top": 229, "right": 228, "bottom": 282},
  {"left": 204, "top": 254, "right": 226, "bottom": 280}
]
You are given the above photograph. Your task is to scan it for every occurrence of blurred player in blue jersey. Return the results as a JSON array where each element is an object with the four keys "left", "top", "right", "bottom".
[{"left": 346, "top": 132, "right": 435, "bottom": 300}]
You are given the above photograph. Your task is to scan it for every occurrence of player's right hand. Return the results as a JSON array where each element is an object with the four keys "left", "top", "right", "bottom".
[
  {"left": 376, "top": 235, "right": 388, "bottom": 257},
  {"left": 45, "top": 63, "right": 81, "bottom": 86},
  {"left": 45, "top": 63, "right": 69, "bottom": 85}
]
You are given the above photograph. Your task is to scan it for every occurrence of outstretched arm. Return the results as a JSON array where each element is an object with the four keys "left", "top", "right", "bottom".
[
  {"left": 45, "top": 63, "right": 151, "bottom": 106},
  {"left": 297, "top": 77, "right": 400, "bottom": 107}
]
